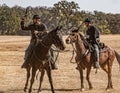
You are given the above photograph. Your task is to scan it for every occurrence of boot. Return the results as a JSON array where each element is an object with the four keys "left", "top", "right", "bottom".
[
  {"left": 21, "top": 60, "right": 29, "bottom": 68},
  {"left": 50, "top": 54, "right": 58, "bottom": 70},
  {"left": 51, "top": 62, "right": 58, "bottom": 70}
]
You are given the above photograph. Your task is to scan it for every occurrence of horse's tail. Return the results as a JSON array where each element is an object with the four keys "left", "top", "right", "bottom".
[{"left": 114, "top": 50, "right": 120, "bottom": 70}]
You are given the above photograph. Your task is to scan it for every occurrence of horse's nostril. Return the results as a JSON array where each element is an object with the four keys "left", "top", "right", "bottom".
[
  {"left": 63, "top": 45, "right": 66, "bottom": 49},
  {"left": 61, "top": 46, "right": 65, "bottom": 50},
  {"left": 66, "top": 39, "right": 68, "bottom": 42},
  {"left": 66, "top": 40, "right": 70, "bottom": 44}
]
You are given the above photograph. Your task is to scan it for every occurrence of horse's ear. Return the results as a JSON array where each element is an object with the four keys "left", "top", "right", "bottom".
[
  {"left": 71, "top": 27, "right": 79, "bottom": 33},
  {"left": 53, "top": 26, "right": 62, "bottom": 33},
  {"left": 56, "top": 26, "right": 62, "bottom": 30}
]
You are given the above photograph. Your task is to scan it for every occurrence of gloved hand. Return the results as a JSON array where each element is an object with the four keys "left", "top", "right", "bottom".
[
  {"left": 20, "top": 16, "right": 26, "bottom": 26},
  {"left": 21, "top": 16, "right": 26, "bottom": 21},
  {"left": 34, "top": 30, "right": 39, "bottom": 35}
]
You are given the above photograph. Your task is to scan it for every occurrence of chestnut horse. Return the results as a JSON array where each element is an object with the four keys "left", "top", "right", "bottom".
[
  {"left": 66, "top": 31, "right": 120, "bottom": 91},
  {"left": 24, "top": 26, "right": 66, "bottom": 93}
]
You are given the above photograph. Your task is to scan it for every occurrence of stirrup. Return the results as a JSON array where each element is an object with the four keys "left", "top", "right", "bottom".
[
  {"left": 93, "top": 62, "right": 100, "bottom": 69},
  {"left": 51, "top": 64, "right": 58, "bottom": 70}
]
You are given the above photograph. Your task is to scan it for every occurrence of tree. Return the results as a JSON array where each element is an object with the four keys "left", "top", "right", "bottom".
[
  {"left": 0, "top": 2, "right": 120, "bottom": 35},
  {"left": 53, "top": 0, "right": 80, "bottom": 34}
]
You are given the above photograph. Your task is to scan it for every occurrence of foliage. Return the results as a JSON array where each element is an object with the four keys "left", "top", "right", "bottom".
[{"left": 0, "top": 1, "right": 120, "bottom": 35}]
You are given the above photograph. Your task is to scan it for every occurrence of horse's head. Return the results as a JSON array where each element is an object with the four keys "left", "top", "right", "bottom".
[
  {"left": 66, "top": 27, "right": 82, "bottom": 44},
  {"left": 50, "top": 26, "right": 66, "bottom": 50}
]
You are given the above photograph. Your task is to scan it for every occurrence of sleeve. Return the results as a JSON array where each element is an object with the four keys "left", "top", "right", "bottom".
[
  {"left": 95, "top": 27, "right": 100, "bottom": 38},
  {"left": 41, "top": 23, "right": 48, "bottom": 32},
  {"left": 90, "top": 26, "right": 96, "bottom": 40},
  {"left": 20, "top": 21, "right": 31, "bottom": 30}
]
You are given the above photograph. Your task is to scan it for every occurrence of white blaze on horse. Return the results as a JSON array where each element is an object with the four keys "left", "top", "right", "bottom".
[{"left": 66, "top": 30, "right": 120, "bottom": 91}]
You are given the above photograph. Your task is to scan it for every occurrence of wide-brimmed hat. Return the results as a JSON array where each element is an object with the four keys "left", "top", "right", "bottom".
[
  {"left": 84, "top": 18, "right": 91, "bottom": 23},
  {"left": 32, "top": 15, "right": 40, "bottom": 19}
]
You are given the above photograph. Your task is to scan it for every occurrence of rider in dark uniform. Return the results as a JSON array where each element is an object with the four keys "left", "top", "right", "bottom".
[
  {"left": 84, "top": 18, "right": 100, "bottom": 69},
  {"left": 20, "top": 15, "right": 57, "bottom": 69}
]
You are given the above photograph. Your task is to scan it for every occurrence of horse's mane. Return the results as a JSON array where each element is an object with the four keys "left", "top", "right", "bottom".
[
  {"left": 79, "top": 33, "right": 85, "bottom": 41},
  {"left": 79, "top": 33, "right": 89, "bottom": 49}
]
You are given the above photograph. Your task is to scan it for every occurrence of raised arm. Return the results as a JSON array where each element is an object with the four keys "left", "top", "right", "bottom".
[{"left": 20, "top": 17, "right": 31, "bottom": 31}]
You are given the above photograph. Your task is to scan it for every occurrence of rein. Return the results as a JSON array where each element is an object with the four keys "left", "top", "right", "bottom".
[
  {"left": 40, "top": 41, "right": 50, "bottom": 49},
  {"left": 70, "top": 42, "right": 77, "bottom": 63},
  {"left": 34, "top": 33, "right": 61, "bottom": 64},
  {"left": 50, "top": 46, "right": 60, "bottom": 63},
  {"left": 69, "top": 36, "right": 90, "bottom": 64}
]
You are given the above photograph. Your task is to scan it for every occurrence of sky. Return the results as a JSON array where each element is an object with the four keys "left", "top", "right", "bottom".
[{"left": 0, "top": 0, "right": 120, "bottom": 14}]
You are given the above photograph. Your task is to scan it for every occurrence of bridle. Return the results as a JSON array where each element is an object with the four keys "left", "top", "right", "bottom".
[{"left": 68, "top": 33, "right": 89, "bottom": 63}]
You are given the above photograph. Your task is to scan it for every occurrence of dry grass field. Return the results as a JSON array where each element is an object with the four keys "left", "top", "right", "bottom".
[{"left": 0, "top": 35, "right": 120, "bottom": 93}]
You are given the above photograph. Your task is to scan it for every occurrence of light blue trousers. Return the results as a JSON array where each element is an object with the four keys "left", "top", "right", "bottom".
[{"left": 93, "top": 44, "right": 99, "bottom": 62}]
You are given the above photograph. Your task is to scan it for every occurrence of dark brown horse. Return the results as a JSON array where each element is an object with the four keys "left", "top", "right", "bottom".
[
  {"left": 66, "top": 31, "right": 120, "bottom": 91},
  {"left": 24, "top": 26, "right": 66, "bottom": 93}
]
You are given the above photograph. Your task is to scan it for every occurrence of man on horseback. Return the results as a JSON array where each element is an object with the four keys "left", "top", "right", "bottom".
[
  {"left": 84, "top": 18, "right": 100, "bottom": 69},
  {"left": 20, "top": 14, "right": 57, "bottom": 69}
]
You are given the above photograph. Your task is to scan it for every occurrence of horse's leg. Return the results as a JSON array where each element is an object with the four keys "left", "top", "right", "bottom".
[
  {"left": 101, "top": 61, "right": 113, "bottom": 90},
  {"left": 86, "top": 67, "right": 93, "bottom": 90},
  {"left": 24, "top": 66, "right": 31, "bottom": 92},
  {"left": 106, "top": 60, "right": 113, "bottom": 90},
  {"left": 78, "top": 68, "right": 84, "bottom": 91},
  {"left": 46, "top": 66, "right": 55, "bottom": 93},
  {"left": 37, "top": 68, "right": 45, "bottom": 93},
  {"left": 28, "top": 67, "right": 37, "bottom": 93}
]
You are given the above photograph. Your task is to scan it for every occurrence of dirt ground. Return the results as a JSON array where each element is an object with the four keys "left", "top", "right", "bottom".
[{"left": 0, "top": 35, "right": 120, "bottom": 93}]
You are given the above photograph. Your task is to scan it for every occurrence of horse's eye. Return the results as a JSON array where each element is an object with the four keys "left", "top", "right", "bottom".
[{"left": 71, "top": 34, "right": 75, "bottom": 36}]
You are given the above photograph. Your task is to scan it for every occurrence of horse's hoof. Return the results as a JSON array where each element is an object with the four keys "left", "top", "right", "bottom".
[
  {"left": 37, "top": 91, "right": 42, "bottom": 93},
  {"left": 106, "top": 87, "right": 113, "bottom": 91},
  {"left": 28, "top": 89, "right": 32, "bottom": 93},
  {"left": 81, "top": 88, "right": 85, "bottom": 92},
  {"left": 89, "top": 87, "right": 93, "bottom": 90},
  {"left": 106, "top": 88, "right": 110, "bottom": 92},
  {"left": 37, "top": 90, "right": 42, "bottom": 93},
  {"left": 111, "top": 87, "right": 114, "bottom": 89},
  {"left": 111, "top": 86, "right": 114, "bottom": 89},
  {"left": 24, "top": 89, "right": 26, "bottom": 92},
  {"left": 52, "top": 91, "right": 55, "bottom": 93},
  {"left": 106, "top": 89, "right": 110, "bottom": 92},
  {"left": 24, "top": 88, "right": 27, "bottom": 92}
]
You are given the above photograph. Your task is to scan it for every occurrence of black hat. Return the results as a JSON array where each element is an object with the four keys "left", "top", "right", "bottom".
[
  {"left": 32, "top": 15, "right": 40, "bottom": 19},
  {"left": 84, "top": 18, "right": 91, "bottom": 23}
]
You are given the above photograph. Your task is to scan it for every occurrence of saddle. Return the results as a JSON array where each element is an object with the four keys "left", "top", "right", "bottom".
[
  {"left": 99, "top": 42, "right": 105, "bottom": 49},
  {"left": 88, "top": 42, "right": 108, "bottom": 53},
  {"left": 99, "top": 42, "right": 108, "bottom": 53}
]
